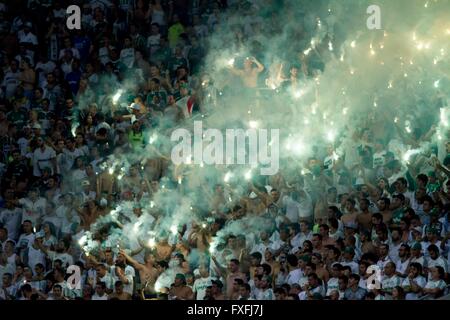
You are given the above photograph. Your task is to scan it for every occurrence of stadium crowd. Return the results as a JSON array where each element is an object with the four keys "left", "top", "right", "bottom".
[{"left": 0, "top": 0, "right": 449, "bottom": 301}]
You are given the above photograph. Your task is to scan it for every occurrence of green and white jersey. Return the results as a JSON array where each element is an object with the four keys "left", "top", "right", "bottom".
[
  {"left": 424, "top": 279, "right": 446, "bottom": 290},
  {"left": 382, "top": 275, "right": 401, "bottom": 294},
  {"left": 402, "top": 276, "right": 426, "bottom": 300}
]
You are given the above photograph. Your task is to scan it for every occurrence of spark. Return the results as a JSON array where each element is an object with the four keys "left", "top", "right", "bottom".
[
  {"left": 350, "top": 41, "right": 356, "bottom": 48},
  {"left": 112, "top": 89, "right": 123, "bottom": 104},
  {"left": 326, "top": 131, "right": 336, "bottom": 142},
  {"left": 202, "top": 223, "right": 207, "bottom": 229},
  {"left": 149, "top": 133, "right": 158, "bottom": 144},
  {"left": 249, "top": 120, "right": 259, "bottom": 129},
  {"left": 332, "top": 152, "right": 340, "bottom": 161},
  {"left": 227, "top": 58, "right": 235, "bottom": 66},
  {"left": 148, "top": 238, "right": 156, "bottom": 248},
  {"left": 434, "top": 80, "right": 440, "bottom": 88},
  {"left": 224, "top": 171, "right": 232, "bottom": 183},
  {"left": 328, "top": 41, "right": 333, "bottom": 51},
  {"left": 244, "top": 170, "right": 252, "bottom": 181},
  {"left": 170, "top": 225, "right": 178, "bottom": 235},
  {"left": 403, "top": 149, "right": 421, "bottom": 164}
]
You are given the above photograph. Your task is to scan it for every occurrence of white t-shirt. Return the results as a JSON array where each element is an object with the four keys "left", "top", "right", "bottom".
[
  {"left": 402, "top": 276, "right": 426, "bottom": 300},
  {"left": 18, "top": 31, "right": 38, "bottom": 45},
  {"left": 32, "top": 146, "right": 56, "bottom": 177},
  {"left": 47, "top": 251, "right": 74, "bottom": 269},
  {"left": 18, "top": 197, "right": 47, "bottom": 225},
  {"left": 92, "top": 293, "right": 108, "bottom": 300},
  {"left": 0, "top": 208, "right": 23, "bottom": 240},
  {"left": 286, "top": 268, "right": 304, "bottom": 286},
  {"left": 27, "top": 245, "right": 46, "bottom": 270},
  {"left": 373, "top": 151, "right": 386, "bottom": 168},
  {"left": 424, "top": 279, "right": 446, "bottom": 291},
  {"left": 326, "top": 277, "right": 339, "bottom": 296},
  {"left": 17, "top": 233, "right": 35, "bottom": 251},
  {"left": 193, "top": 277, "right": 213, "bottom": 300},
  {"left": 111, "top": 265, "right": 135, "bottom": 295},
  {"left": 120, "top": 48, "right": 135, "bottom": 68}
]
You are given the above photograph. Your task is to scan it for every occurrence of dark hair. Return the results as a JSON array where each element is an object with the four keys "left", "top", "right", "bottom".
[
  {"left": 286, "top": 254, "right": 298, "bottom": 267},
  {"left": 417, "top": 174, "right": 428, "bottom": 185},
  {"left": 251, "top": 252, "right": 262, "bottom": 260},
  {"left": 261, "top": 263, "right": 272, "bottom": 275},
  {"left": 427, "top": 244, "right": 439, "bottom": 254},
  {"left": 241, "top": 283, "right": 251, "bottom": 292},
  {"left": 349, "top": 274, "right": 361, "bottom": 282},
  {"left": 396, "top": 177, "right": 408, "bottom": 187},
  {"left": 312, "top": 233, "right": 322, "bottom": 241},
  {"left": 230, "top": 258, "right": 240, "bottom": 265},
  {"left": 234, "top": 278, "right": 244, "bottom": 286},
  {"left": 434, "top": 266, "right": 446, "bottom": 280},
  {"left": 392, "top": 194, "right": 405, "bottom": 203},
  {"left": 409, "top": 262, "right": 423, "bottom": 274},
  {"left": 380, "top": 197, "right": 390, "bottom": 206},
  {"left": 372, "top": 212, "right": 383, "bottom": 222}
]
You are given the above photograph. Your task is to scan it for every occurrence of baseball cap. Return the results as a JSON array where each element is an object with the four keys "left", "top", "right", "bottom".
[
  {"left": 412, "top": 226, "right": 422, "bottom": 234},
  {"left": 32, "top": 123, "right": 41, "bottom": 129},
  {"left": 130, "top": 103, "right": 140, "bottom": 110},
  {"left": 174, "top": 252, "right": 185, "bottom": 260},
  {"left": 344, "top": 247, "right": 355, "bottom": 255},
  {"left": 249, "top": 192, "right": 258, "bottom": 199},
  {"left": 411, "top": 242, "right": 422, "bottom": 251},
  {"left": 299, "top": 255, "right": 311, "bottom": 263},
  {"left": 175, "top": 273, "right": 186, "bottom": 281}
]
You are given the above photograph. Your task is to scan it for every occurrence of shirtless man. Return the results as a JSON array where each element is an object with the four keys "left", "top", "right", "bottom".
[
  {"left": 356, "top": 198, "right": 372, "bottom": 231},
  {"left": 341, "top": 198, "right": 358, "bottom": 226},
  {"left": 121, "top": 164, "right": 142, "bottom": 194},
  {"left": 169, "top": 274, "right": 194, "bottom": 300},
  {"left": 97, "top": 166, "right": 116, "bottom": 202},
  {"left": 229, "top": 56, "right": 264, "bottom": 89},
  {"left": 108, "top": 281, "right": 132, "bottom": 300},
  {"left": 139, "top": 236, "right": 173, "bottom": 262},
  {"left": 377, "top": 197, "right": 392, "bottom": 225},
  {"left": 119, "top": 250, "right": 159, "bottom": 297}
]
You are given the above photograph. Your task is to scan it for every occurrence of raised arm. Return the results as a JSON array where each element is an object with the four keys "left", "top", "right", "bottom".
[
  {"left": 251, "top": 57, "right": 264, "bottom": 73},
  {"left": 119, "top": 249, "right": 145, "bottom": 271}
]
